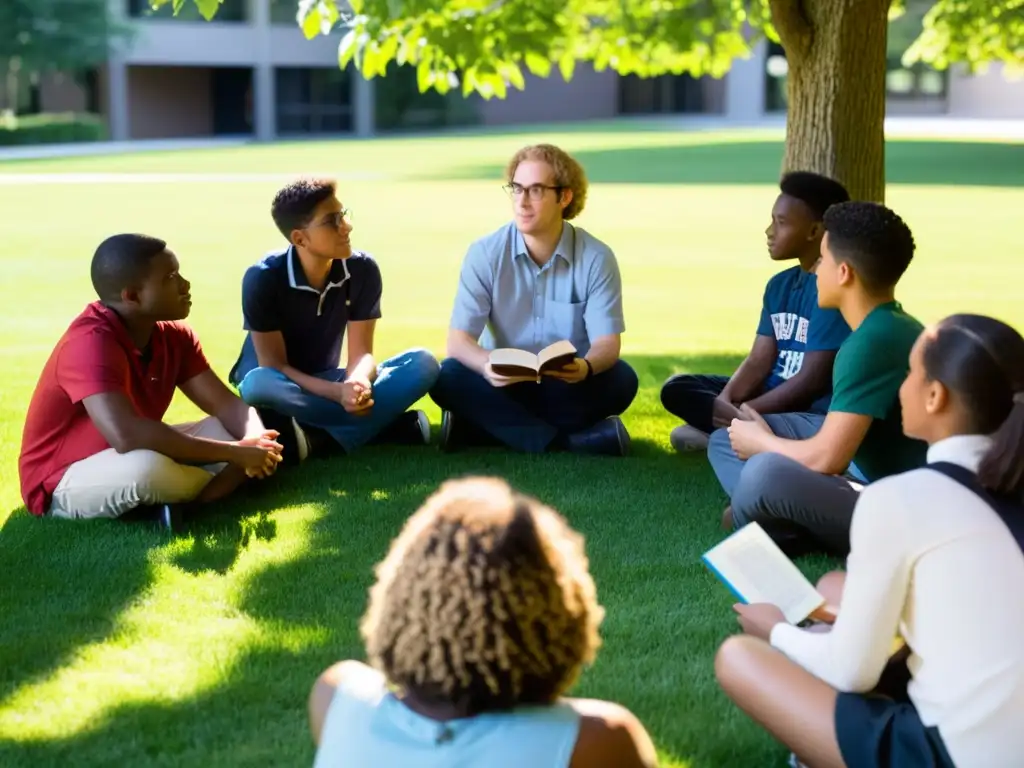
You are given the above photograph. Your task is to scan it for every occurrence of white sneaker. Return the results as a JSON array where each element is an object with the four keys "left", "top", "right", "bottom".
[
  {"left": 292, "top": 418, "right": 311, "bottom": 462},
  {"left": 669, "top": 424, "right": 710, "bottom": 452}
]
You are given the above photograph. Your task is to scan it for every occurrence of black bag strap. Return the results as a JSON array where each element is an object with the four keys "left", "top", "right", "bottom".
[{"left": 929, "top": 462, "right": 1024, "bottom": 553}]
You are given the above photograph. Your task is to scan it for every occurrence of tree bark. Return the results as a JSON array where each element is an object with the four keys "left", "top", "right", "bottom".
[{"left": 770, "top": 0, "right": 892, "bottom": 202}]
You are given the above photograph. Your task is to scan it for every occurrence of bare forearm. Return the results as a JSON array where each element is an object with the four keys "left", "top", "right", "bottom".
[
  {"left": 756, "top": 432, "right": 845, "bottom": 474},
  {"left": 281, "top": 364, "right": 341, "bottom": 402},
  {"left": 346, "top": 353, "right": 377, "bottom": 383},
  {"left": 744, "top": 372, "right": 823, "bottom": 416},
  {"left": 584, "top": 338, "right": 619, "bottom": 375},
  {"left": 448, "top": 331, "right": 490, "bottom": 375},
  {"left": 722, "top": 356, "right": 772, "bottom": 403},
  {"left": 119, "top": 419, "right": 240, "bottom": 465}
]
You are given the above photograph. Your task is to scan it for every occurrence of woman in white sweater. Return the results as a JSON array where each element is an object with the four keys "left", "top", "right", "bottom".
[{"left": 714, "top": 312, "right": 1024, "bottom": 768}]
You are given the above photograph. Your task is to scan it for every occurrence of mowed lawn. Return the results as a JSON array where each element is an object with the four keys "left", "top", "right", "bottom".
[{"left": 1, "top": 123, "right": 1022, "bottom": 767}]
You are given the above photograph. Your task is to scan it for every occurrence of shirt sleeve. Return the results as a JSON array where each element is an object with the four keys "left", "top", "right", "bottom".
[
  {"left": 174, "top": 324, "right": 212, "bottom": 385},
  {"left": 349, "top": 256, "right": 383, "bottom": 322},
  {"left": 806, "top": 306, "right": 851, "bottom": 352},
  {"left": 241, "top": 266, "right": 280, "bottom": 333},
  {"left": 56, "top": 331, "right": 130, "bottom": 404},
  {"left": 582, "top": 248, "right": 626, "bottom": 339},
  {"left": 829, "top": 330, "right": 906, "bottom": 418},
  {"left": 756, "top": 280, "right": 775, "bottom": 337},
  {"left": 449, "top": 241, "right": 493, "bottom": 339},
  {"left": 769, "top": 478, "right": 912, "bottom": 692}
]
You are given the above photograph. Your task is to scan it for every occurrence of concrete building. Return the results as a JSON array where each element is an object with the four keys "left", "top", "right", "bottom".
[{"left": 30, "top": 1, "right": 1024, "bottom": 141}]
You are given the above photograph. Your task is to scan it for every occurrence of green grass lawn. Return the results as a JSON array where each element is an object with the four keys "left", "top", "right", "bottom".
[{"left": 1, "top": 123, "right": 1022, "bottom": 767}]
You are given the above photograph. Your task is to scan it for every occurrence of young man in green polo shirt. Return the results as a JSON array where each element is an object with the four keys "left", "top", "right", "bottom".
[{"left": 707, "top": 200, "right": 928, "bottom": 557}]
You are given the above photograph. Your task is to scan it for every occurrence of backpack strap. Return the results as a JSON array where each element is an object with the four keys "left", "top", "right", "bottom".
[{"left": 929, "top": 462, "right": 1024, "bottom": 553}]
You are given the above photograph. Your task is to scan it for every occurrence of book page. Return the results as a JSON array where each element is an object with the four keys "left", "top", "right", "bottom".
[
  {"left": 489, "top": 348, "right": 539, "bottom": 372},
  {"left": 703, "top": 523, "right": 824, "bottom": 625},
  {"left": 538, "top": 339, "right": 576, "bottom": 365}
]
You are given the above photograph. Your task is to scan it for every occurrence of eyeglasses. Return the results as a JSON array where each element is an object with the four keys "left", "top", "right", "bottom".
[
  {"left": 503, "top": 182, "right": 563, "bottom": 200},
  {"left": 311, "top": 208, "right": 352, "bottom": 229}
]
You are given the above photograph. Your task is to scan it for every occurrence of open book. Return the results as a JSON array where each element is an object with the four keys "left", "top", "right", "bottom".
[
  {"left": 489, "top": 340, "right": 577, "bottom": 378},
  {"left": 702, "top": 522, "right": 826, "bottom": 625}
]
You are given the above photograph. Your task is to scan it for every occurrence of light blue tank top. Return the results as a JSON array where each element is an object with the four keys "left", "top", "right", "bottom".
[{"left": 312, "top": 665, "right": 581, "bottom": 767}]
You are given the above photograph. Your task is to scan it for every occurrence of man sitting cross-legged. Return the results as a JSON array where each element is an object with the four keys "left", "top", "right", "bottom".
[
  {"left": 18, "top": 234, "right": 283, "bottom": 530},
  {"left": 229, "top": 177, "right": 440, "bottom": 460},
  {"left": 708, "top": 201, "right": 929, "bottom": 557},
  {"left": 662, "top": 172, "right": 851, "bottom": 452},
  {"left": 429, "top": 143, "right": 639, "bottom": 456}
]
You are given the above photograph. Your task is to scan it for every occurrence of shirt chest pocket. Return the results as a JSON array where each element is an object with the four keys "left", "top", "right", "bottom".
[{"left": 546, "top": 299, "right": 587, "bottom": 342}]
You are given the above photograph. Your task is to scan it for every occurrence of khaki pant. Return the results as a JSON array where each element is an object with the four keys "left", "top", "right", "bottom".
[{"left": 50, "top": 417, "right": 233, "bottom": 520}]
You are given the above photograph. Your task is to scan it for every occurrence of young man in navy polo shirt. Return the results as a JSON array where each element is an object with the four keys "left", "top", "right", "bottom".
[
  {"left": 661, "top": 171, "right": 852, "bottom": 452},
  {"left": 19, "top": 234, "right": 283, "bottom": 530},
  {"left": 230, "top": 177, "right": 439, "bottom": 459}
]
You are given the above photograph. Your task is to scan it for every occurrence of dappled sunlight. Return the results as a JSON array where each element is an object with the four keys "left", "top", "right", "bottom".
[{"left": 0, "top": 502, "right": 329, "bottom": 742}]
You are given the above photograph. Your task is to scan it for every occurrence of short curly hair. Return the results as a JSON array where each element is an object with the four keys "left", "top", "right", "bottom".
[
  {"left": 823, "top": 200, "right": 916, "bottom": 292},
  {"left": 505, "top": 144, "right": 589, "bottom": 220},
  {"left": 271, "top": 177, "right": 337, "bottom": 239},
  {"left": 779, "top": 171, "right": 850, "bottom": 220},
  {"left": 360, "top": 476, "right": 604, "bottom": 716}
]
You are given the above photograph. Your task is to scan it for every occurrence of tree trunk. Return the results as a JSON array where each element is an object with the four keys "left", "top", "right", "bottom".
[{"left": 770, "top": 0, "right": 892, "bottom": 202}]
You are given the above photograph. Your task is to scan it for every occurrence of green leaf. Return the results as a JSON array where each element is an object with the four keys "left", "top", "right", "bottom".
[
  {"left": 301, "top": 5, "right": 323, "bottom": 39},
  {"left": 523, "top": 51, "right": 551, "bottom": 78},
  {"left": 504, "top": 61, "right": 525, "bottom": 90},
  {"left": 416, "top": 52, "right": 434, "bottom": 92},
  {"left": 558, "top": 52, "right": 575, "bottom": 82},
  {"left": 193, "top": 0, "right": 222, "bottom": 20}
]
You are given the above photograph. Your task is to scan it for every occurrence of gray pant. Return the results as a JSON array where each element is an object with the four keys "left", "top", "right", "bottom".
[{"left": 707, "top": 412, "right": 865, "bottom": 556}]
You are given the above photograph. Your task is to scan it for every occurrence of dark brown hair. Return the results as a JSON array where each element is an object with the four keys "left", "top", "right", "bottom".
[
  {"left": 270, "top": 177, "right": 337, "bottom": 239},
  {"left": 923, "top": 313, "right": 1024, "bottom": 496},
  {"left": 360, "top": 477, "right": 604, "bottom": 716}
]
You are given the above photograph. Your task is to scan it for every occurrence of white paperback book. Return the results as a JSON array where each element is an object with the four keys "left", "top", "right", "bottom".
[{"left": 702, "top": 522, "right": 825, "bottom": 625}]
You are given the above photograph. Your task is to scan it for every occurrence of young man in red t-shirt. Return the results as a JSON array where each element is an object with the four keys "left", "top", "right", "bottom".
[{"left": 18, "top": 233, "right": 284, "bottom": 529}]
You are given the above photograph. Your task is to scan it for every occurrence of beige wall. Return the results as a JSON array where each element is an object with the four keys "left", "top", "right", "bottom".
[
  {"left": 477, "top": 66, "right": 619, "bottom": 125},
  {"left": 947, "top": 64, "right": 1024, "bottom": 119},
  {"left": 127, "top": 66, "right": 213, "bottom": 139}
]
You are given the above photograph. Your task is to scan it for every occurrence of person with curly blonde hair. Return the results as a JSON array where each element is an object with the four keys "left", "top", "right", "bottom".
[
  {"left": 429, "top": 144, "right": 638, "bottom": 457},
  {"left": 308, "top": 476, "right": 657, "bottom": 768}
]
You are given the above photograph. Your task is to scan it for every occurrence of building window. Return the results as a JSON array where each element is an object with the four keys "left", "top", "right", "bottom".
[
  {"left": 274, "top": 67, "right": 353, "bottom": 134},
  {"left": 127, "top": 0, "right": 247, "bottom": 22},
  {"left": 618, "top": 74, "right": 706, "bottom": 115},
  {"left": 886, "top": 62, "right": 947, "bottom": 100},
  {"left": 270, "top": 0, "right": 299, "bottom": 25}
]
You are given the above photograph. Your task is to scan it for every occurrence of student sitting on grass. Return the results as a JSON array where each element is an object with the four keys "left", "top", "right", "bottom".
[
  {"left": 709, "top": 201, "right": 928, "bottom": 557},
  {"left": 229, "top": 177, "right": 440, "bottom": 461},
  {"left": 308, "top": 476, "right": 658, "bottom": 768},
  {"left": 715, "top": 312, "right": 1024, "bottom": 768},
  {"left": 429, "top": 144, "right": 639, "bottom": 457},
  {"left": 18, "top": 234, "right": 283, "bottom": 530},
  {"left": 662, "top": 171, "right": 851, "bottom": 452}
]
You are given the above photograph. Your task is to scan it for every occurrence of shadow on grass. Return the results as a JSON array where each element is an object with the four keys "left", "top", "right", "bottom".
[
  {"left": 0, "top": 352, "right": 804, "bottom": 767},
  {"left": 432, "top": 138, "right": 1024, "bottom": 188}
]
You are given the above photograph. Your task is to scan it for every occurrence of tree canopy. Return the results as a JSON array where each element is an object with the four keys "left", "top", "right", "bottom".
[{"left": 164, "top": 0, "right": 1022, "bottom": 99}]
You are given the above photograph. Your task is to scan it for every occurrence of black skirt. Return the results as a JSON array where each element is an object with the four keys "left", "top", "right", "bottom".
[{"left": 834, "top": 691, "right": 957, "bottom": 768}]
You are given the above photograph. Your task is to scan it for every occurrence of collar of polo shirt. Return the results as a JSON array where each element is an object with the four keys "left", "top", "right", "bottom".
[
  {"left": 513, "top": 222, "right": 577, "bottom": 266},
  {"left": 286, "top": 245, "right": 350, "bottom": 294}
]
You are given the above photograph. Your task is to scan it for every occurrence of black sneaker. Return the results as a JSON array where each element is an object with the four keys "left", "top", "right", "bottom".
[
  {"left": 376, "top": 410, "right": 431, "bottom": 446},
  {"left": 565, "top": 416, "right": 631, "bottom": 457},
  {"left": 121, "top": 503, "right": 183, "bottom": 533},
  {"left": 256, "top": 408, "right": 310, "bottom": 466}
]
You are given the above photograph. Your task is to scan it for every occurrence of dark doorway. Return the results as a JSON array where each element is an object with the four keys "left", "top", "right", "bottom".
[
  {"left": 618, "top": 73, "right": 706, "bottom": 115},
  {"left": 211, "top": 67, "right": 253, "bottom": 135}
]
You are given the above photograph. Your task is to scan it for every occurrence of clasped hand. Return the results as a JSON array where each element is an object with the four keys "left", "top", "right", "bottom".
[
  {"left": 727, "top": 403, "right": 772, "bottom": 460},
  {"left": 235, "top": 429, "right": 284, "bottom": 478},
  {"left": 339, "top": 378, "right": 373, "bottom": 415}
]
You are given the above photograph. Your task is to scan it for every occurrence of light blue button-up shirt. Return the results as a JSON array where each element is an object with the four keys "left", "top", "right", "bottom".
[{"left": 449, "top": 221, "right": 625, "bottom": 357}]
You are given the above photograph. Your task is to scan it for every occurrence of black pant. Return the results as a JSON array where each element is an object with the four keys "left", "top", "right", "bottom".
[
  {"left": 429, "top": 358, "right": 639, "bottom": 453},
  {"left": 660, "top": 374, "right": 732, "bottom": 435}
]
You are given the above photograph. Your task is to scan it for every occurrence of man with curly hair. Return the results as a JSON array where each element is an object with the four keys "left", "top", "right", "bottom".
[
  {"left": 711, "top": 201, "right": 929, "bottom": 557},
  {"left": 229, "top": 177, "right": 440, "bottom": 462},
  {"left": 430, "top": 144, "right": 639, "bottom": 456},
  {"left": 308, "top": 476, "right": 658, "bottom": 767}
]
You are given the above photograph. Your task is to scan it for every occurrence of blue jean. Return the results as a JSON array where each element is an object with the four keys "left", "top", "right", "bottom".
[
  {"left": 236, "top": 348, "right": 439, "bottom": 452},
  {"left": 707, "top": 412, "right": 867, "bottom": 555},
  {"left": 429, "top": 358, "right": 639, "bottom": 453}
]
